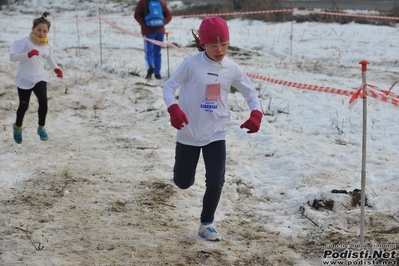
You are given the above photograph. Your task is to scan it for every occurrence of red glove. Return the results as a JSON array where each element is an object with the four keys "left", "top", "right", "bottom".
[
  {"left": 54, "top": 68, "right": 63, "bottom": 79},
  {"left": 240, "top": 110, "right": 263, "bottom": 133},
  {"left": 167, "top": 104, "right": 189, "bottom": 130},
  {"left": 28, "top": 49, "right": 39, "bottom": 58}
]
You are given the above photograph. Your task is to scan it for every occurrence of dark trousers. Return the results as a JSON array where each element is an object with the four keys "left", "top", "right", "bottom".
[
  {"left": 173, "top": 140, "right": 226, "bottom": 224},
  {"left": 15, "top": 81, "right": 48, "bottom": 127}
]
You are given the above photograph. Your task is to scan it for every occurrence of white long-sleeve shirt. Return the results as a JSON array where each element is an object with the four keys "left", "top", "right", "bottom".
[
  {"left": 163, "top": 52, "right": 261, "bottom": 146},
  {"left": 10, "top": 37, "right": 59, "bottom": 89}
]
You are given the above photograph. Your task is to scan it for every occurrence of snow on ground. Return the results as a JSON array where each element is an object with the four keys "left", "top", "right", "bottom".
[{"left": 0, "top": 1, "right": 398, "bottom": 265}]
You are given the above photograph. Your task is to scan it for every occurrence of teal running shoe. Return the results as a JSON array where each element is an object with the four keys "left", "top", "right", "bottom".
[
  {"left": 13, "top": 124, "right": 22, "bottom": 144},
  {"left": 37, "top": 127, "right": 48, "bottom": 141}
]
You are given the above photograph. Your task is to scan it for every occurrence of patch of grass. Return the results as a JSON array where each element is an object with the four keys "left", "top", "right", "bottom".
[{"left": 372, "top": 227, "right": 399, "bottom": 234}]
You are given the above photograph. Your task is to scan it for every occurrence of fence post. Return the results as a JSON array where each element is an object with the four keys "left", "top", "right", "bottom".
[
  {"left": 290, "top": 4, "right": 294, "bottom": 56},
  {"left": 53, "top": 16, "right": 56, "bottom": 46},
  {"left": 99, "top": 7, "right": 103, "bottom": 65},
  {"left": 76, "top": 15, "right": 80, "bottom": 57},
  {"left": 359, "top": 59, "right": 369, "bottom": 245},
  {"left": 166, "top": 31, "right": 170, "bottom": 78}
]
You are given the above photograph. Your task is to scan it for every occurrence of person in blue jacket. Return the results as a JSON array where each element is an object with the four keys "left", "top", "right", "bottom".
[{"left": 134, "top": 0, "right": 172, "bottom": 80}]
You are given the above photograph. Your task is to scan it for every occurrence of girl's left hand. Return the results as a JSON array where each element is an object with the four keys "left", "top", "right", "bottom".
[
  {"left": 54, "top": 68, "right": 63, "bottom": 79},
  {"left": 240, "top": 110, "right": 263, "bottom": 133}
]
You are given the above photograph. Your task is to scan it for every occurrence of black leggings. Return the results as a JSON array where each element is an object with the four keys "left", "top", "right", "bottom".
[
  {"left": 173, "top": 140, "right": 226, "bottom": 224},
  {"left": 15, "top": 81, "right": 48, "bottom": 127}
]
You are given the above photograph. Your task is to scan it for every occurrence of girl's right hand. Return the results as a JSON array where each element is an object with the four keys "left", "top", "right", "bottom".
[
  {"left": 167, "top": 104, "right": 189, "bottom": 130},
  {"left": 28, "top": 49, "right": 39, "bottom": 58}
]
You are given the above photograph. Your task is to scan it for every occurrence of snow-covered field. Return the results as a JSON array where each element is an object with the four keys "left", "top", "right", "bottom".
[{"left": 0, "top": 1, "right": 398, "bottom": 265}]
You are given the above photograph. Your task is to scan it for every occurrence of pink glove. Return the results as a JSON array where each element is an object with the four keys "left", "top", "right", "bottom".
[
  {"left": 240, "top": 110, "right": 263, "bottom": 133},
  {"left": 54, "top": 68, "right": 63, "bottom": 79},
  {"left": 28, "top": 49, "right": 39, "bottom": 58},
  {"left": 167, "top": 104, "right": 189, "bottom": 130}
]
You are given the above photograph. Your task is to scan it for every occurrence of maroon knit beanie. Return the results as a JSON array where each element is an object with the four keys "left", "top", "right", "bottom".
[{"left": 199, "top": 16, "right": 230, "bottom": 44}]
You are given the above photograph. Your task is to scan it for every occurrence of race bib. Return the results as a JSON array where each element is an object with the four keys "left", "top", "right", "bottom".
[{"left": 206, "top": 84, "right": 221, "bottom": 100}]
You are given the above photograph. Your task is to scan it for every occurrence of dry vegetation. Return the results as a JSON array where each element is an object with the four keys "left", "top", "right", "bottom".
[
  {"left": 2, "top": 0, "right": 399, "bottom": 26},
  {"left": 172, "top": 0, "right": 399, "bottom": 26}
]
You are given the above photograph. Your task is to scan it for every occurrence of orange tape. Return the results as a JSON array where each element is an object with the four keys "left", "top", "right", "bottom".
[
  {"left": 2, "top": 9, "right": 399, "bottom": 22},
  {"left": 174, "top": 9, "right": 293, "bottom": 18},
  {"left": 101, "top": 17, "right": 166, "bottom": 47},
  {"left": 247, "top": 73, "right": 355, "bottom": 97},
  {"left": 248, "top": 73, "right": 399, "bottom": 107},
  {"left": 294, "top": 10, "right": 399, "bottom": 21}
]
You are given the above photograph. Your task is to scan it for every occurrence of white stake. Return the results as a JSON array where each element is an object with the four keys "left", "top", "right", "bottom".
[{"left": 359, "top": 60, "right": 369, "bottom": 245}]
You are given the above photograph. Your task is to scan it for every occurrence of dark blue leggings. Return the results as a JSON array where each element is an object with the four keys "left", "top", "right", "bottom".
[
  {"left": 144, "top": 33, "right": 164, "bottom": 76},
  {"left": 173, "top": 140, "right": 226, "bottom": 223},
  {"left": 15, "top": 81, "right": 48, "bottom": 127}
]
